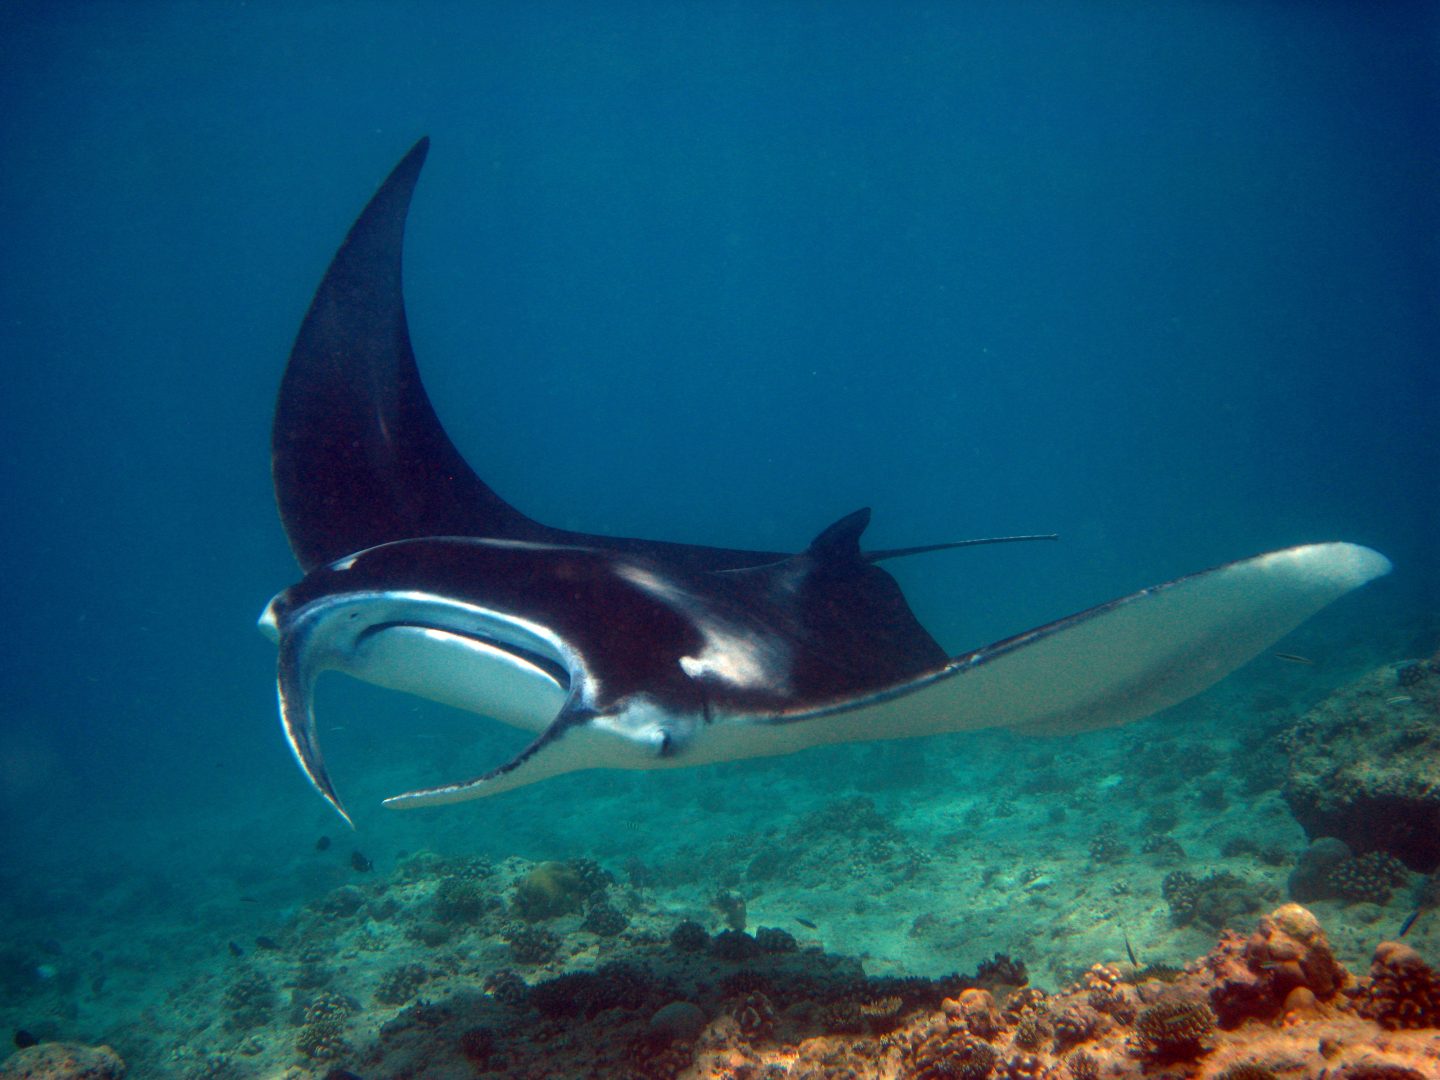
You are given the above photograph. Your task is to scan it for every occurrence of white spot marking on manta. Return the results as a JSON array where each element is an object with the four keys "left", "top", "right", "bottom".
[
  {"left": 615, "top": 563, "right": 683, "bottom": 601},
  {"left": 680, "top": 631, "right": 785, "bottom": 690},
  {"left": 615, "top": 565, "right": 784, "bottom": 690}
]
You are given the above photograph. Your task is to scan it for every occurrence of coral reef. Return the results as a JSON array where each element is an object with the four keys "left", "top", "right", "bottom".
[
  {"left": 14, "top": 830, "right": 1437, "bottom": 1080},
  {"left": 295, "top": 900, "right": 1436, "bottom": 1077},
  {"left": 1283, "top": 665, "right": 1440, "bottom": 872}
]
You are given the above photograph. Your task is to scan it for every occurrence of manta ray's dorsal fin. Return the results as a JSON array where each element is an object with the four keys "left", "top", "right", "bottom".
[
  {"left": 806, "top": 507, "right": 872, "bottom": 568},
  {"left": 273, "top": 137, "right": 555, "bottom": 572}
]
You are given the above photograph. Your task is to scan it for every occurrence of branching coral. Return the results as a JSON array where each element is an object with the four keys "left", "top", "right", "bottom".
[
  {"left": 1327, "top": 852, "right": 1411, "bottom": 905},
  {"left": 432, "top": 874, "right": 490, "bottom": 923}
]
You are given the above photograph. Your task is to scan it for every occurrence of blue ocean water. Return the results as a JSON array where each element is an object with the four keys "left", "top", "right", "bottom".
[{"left": 0, "top": 2, "right": 1436, "bottom": 1073}]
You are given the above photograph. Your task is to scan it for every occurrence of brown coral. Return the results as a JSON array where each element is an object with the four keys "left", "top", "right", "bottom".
[
  {"left": 1050, "top": 1002, "right": 1102, "bottom": 1051},
  {"left": 1355, "top": 941, "right": 1440, "bottom": 1030},
  {"left": 1081, "top": 963, "right": 1132, "bottom": 1021},
  {"left": 1131, "top": 998, "right": 1215, "bottom": 1062},
  {"left": 942, "top": 988, "right": 1003, "bottom": 1039},
  {"left": 903, "top": 1030, "right": 997, "bottom": 1080}
]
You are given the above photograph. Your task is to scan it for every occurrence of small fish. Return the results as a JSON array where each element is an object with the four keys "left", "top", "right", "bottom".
[
  {"left": 13, "top": 1030, "right": 38, "bottom": 1049},
  {"left": 315, "top": 835, "right": 332, "bottom": 852},
  {"left": 350, "top": 849, "right": 373, "bottom": 873},
  {"left": 1124, "top": 933, "right": 1138, "bottom": 968},
  {"left": 238, "top": 896, "right": 259, "bottom": 904},
  {"left": 227, "top": 941, "right": 244, "bottom": 958},
  {"left": 795, "top": 917, "right": 817, "bottom": 930},
  {"left": 255, "top": 936, "right": 281, "bottom": 951},
  {"left": 1399, "top": 910, "right": 1421, "bottom": 938},
  {"left": 1274, "top": 652, "right": 1315, "bottom": 665},
  {"left": 1385, "top": 696, "right": 1413, "bottom": 706}
]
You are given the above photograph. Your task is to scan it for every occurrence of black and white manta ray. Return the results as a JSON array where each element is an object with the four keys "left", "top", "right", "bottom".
[{"left": 260, "top": 138, "right": 1390, "bottom": 826}]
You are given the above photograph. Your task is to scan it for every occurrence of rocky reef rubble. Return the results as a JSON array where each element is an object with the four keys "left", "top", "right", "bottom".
[{"left": 0, "top": 1041, "right": 125, "bottom": 1079}]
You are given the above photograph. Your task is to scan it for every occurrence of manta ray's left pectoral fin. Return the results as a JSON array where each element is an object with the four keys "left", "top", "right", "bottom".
[{"left": 758, "top": 541, "right": 1391, "bottom": 748}]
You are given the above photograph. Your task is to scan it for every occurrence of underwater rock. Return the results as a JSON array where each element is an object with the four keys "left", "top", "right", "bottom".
[
  {"left": 669, "top": 919, "right": 709, "bottom": 953},
  {"left": 1205, "top": 903, "right": 1346, "bottom": 1027},
  {"left": 1283, "top": 665, "right": 1440, "bottom": 872},
  {"left": 1288, "top": 836, "right": 1354, "bottom": 901},
  {"left": 0, "top": 1042, "right": 126, "bottom": 1079},
  {"left": 647, "top": 1000, "right": 706, "bottom": 1043}
]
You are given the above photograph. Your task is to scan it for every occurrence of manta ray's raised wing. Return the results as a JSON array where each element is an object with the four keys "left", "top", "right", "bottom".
[{"left": 262, "top": 140, "right": 1389, "bottom": 824}]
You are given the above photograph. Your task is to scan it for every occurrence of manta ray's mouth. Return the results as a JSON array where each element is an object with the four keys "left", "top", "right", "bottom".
[{"left": 357, "top": 621, "right": 572, "bottom": 690}]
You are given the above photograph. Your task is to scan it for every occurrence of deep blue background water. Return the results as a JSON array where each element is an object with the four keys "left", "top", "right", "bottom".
[{"left": 1, "top": 2, "right": 1435, "bottom": 873}]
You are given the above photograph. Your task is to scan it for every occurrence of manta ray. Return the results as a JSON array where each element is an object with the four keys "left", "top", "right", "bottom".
[{"left": 260, "top": 137, "right": 1390, "bottom": 826}]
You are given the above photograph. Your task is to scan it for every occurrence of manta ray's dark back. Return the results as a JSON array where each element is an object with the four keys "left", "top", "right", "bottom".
[{"left": 272, "top": 137, "right": 787, "bottom": 575}]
